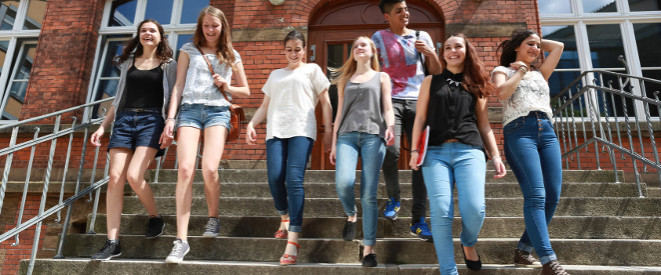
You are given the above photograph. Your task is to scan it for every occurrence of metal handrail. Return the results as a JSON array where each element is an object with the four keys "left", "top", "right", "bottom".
[
  {"left": 0, "top": 96, "right": 198, "bottom": 274},
  {"left": 551, "top": 70, "right": 661, "bottom": 196}
]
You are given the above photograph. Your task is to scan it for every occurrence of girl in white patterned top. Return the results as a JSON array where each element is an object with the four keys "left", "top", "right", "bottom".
[
  {"left": 491, "top": 30, "right": 567, "bottom": 275},
  {"left": 162, "top": 6, "right": 250, "bottom": 264}
]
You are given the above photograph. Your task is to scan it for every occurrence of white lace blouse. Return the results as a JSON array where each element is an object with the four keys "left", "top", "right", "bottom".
[
  {"left": 492, "top": 66, "right": 554, "bottom": 127},
  {"left": 180, "top": 42, "right": 241, "bottom": 107}
]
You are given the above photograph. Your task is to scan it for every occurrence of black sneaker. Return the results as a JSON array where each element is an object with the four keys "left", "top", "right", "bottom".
[
  {"left": 202, "top": 217, "right": 220, "bottom": 238},
  {"left": 362, "top": 253, "right": 377, "bottom": 267},
  {"left": 342, "top": 220, "right": 356, "bottom": 241},
  {"left": 146, "top": 215, "right": 165, "bottom": 238},
  {"left": 91, "top": 239, "right": 121, "bottom": 261}
]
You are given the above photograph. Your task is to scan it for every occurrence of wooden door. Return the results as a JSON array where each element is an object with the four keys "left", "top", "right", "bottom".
[{"left": 308, "top": 0, "right": 444, "bottom": 170}]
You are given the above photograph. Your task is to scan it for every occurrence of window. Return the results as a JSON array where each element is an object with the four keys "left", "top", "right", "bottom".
[
  {"left": 0, "top": 0, "right": 46, "bottom": 120},
  {"left": 539, "top": 0, "right": 661, "bottom": 118},
  {"left": 87, "top": 0, "right": 207, "bottom": 115}
]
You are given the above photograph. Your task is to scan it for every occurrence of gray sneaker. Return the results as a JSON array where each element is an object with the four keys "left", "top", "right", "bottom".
[
  {"left": 202, "top": 217, "right": 220, "bottom": 238},
  {"left": 165, "top": 239, "right": 190, "bottom": 264}
]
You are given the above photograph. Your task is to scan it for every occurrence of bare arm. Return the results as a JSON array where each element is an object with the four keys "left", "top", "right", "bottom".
[
  {"left": 408, "top": 75, "right": 432, "bottom": 170},
  {"left": 380, "top": 73, "right": 395, "bottom": 145},
  {"left": 492, "top": 69, "right": 524, "bottom": 101},
  {"left": 223, "top": 61, "right": 250, "bottom": 97},
  {"left": 415, "top": 40, "right": 442, "bottom": 75},
  {"left": 329, "top": 80, "right": 346, "bottom": 165},
  {"left": 161, "top": 51, "right": 190, "bottom": 141},
  {"left": 245, "top": 95, "right": 270, "bottom": 145},
  {"left": 475, "top": 96, "right": 506, "bottom": 178},
  {"left": 538, "top": 39, "right": 564, "bottom": 81},
  {"left": 319, "top": 88, "right": 333, "bottom": 153}
]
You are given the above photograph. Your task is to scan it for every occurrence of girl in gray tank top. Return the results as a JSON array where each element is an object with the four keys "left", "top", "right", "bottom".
[{"left": 329, "top": 36, "right": 395, "bottom": 267}]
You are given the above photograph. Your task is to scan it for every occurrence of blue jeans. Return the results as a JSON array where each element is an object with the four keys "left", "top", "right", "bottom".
[
  {"left": 266, "top": 136, "right": 314, "bottom": 233},
  {"left": 108, "top": 110, "right": 165, "bottom": 157},
  {"left": 335, "top": 132, "right": 386, "bottom": 247},
  {"left": 421, "top": 142, "right": 486, "bottom": 275},
  {"left": 503, "top": 111, "right": 563, "bottom": 265}
]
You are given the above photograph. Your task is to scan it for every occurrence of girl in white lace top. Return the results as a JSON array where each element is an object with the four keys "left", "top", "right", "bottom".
[
  {"left": 161, "top": 6, "right": 250, "bottom": 264},
  {"left": 491, "top": 30, "right": 568, "bottom": 275}
]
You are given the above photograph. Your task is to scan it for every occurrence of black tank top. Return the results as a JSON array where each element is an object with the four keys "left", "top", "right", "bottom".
[
  {"left": 426, "top": 69, "right": 483, "bottom": 148},
  {"left": 124, "top": 61, "right": 164, "bottom": 109}
]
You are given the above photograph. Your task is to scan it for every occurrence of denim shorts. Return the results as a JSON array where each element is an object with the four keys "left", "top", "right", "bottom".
[
  {"left": 177, "top": 104, "right": 231, "bottom": 130},
  {"left": 108, "top": 110, "right": 165, "bottom": 157}
]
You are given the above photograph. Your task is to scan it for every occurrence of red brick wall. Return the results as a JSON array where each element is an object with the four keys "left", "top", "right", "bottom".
[{"left": 19, "top": 0, "right": 105, "bottom": 122}]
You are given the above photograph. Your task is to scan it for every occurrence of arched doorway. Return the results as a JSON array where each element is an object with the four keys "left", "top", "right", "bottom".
[{"left": 308, "top": 0, "right": 444, "bottom": 170}]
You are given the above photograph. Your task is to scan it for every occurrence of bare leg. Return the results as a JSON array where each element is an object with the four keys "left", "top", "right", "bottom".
[
  {"left": 106, "top": 148, "right": 132, "bottom": 240},
  {"left": 175, "top": 127, "right": 202, "bottom": 241},
  {"left": 126, "top": 146, "right": 159, "bottom": 216},
  {"left": 200, "top": 125, "right": 227, "bottom": 218}
]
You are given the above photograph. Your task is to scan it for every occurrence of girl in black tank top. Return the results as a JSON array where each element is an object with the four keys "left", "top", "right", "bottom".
[{"left": 408, "top": 33, "right": 506, "bottom": 274}]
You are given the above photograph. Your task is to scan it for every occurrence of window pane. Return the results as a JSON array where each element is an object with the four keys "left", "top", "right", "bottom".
[
  {"left": 8, "top": 43, "right": 36, "bottom": 101},
  {"left": 23, "top": 0, "right": 46, "bottom": 30},
  {"left": 542, "top": 25, "right": 580, "bottom": 69},
  {"left": 634, "top": 23, "right": 661, "bottom": 68},
  {"left": 145, "top": 0, "right": 173, "bottom": 25},
  {"left": 0, "top": 1, "right": 20, "bottom": 30},
  {"left": 548, "top": 71, "right": 581, "bottom": 97},
  {"left": 582, "top": 0, "right": 617, "bottom": 12},
  {"left": 97, "top": 79, "right": 119, "bottom": 98},
  {"left": 180, "top": 0, "right": 209, "bottom": 24},
  {"left": 109, "top": 0, "right": 137, "bottom": 27},
  {"left": 642, "top": 70, "right": 661, "bottom": 117},
  {"left": 586, "top": 24, "right": 626, "bottom": 69},
  {"left": 100, "top": 39, "right": 128, "bottom": 78},
  {"left": 539, "top": 0, "right": 572, "bottom": 14},
  {"left": 629, "top": 0, "right": 661, "bottom": 11},
  {"left": 0, "top": 40, "right": 9, "bottom": 73},
  {"left": 175, "top": 33, "right": 193, "bottom": 59}
]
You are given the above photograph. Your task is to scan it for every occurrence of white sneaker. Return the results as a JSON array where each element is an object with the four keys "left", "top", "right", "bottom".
[{"left": 165, "top": 239, "right": 190, "bottom": 264}]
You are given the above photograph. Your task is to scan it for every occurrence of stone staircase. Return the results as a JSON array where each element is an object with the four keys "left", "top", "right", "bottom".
[{"left": 20, "top": 169, "right": 661, "bottom": 274}]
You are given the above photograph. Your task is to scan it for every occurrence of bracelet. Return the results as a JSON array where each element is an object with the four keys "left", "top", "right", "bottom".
[
  {"left": 166, "top": 118, "right": 176, "bottom": 123},
  {"left": 519, "top": 66, "right": 528, "bottom": 73},
  {"left": 411, "top": 150, "right": 419, "bottom": 153},
  {"left": 492, "top": 156, "right": 502, "bottom": 159}
]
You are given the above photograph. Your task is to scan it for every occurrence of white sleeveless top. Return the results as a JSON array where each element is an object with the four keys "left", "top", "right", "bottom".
[{"left": 492, "top": 66, "right": 554, "bottom": 127}]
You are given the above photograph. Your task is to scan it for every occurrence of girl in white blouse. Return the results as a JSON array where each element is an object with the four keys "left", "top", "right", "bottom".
[{"left": 245, "top": 30, "right": 332, "bottom": 265}]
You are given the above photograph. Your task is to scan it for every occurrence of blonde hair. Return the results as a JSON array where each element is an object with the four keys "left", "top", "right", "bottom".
[
  {"left": 330, "top": 36, "right": 380, "bottom": 86},
  {"left": 193, "top": 6, "right": 237, "bottom": 70}
]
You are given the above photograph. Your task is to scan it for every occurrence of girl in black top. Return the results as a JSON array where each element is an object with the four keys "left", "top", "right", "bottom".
[
  {"left": 89, "top": 19, "right": 176, "bottom": 261},
  {"left": 409, "top": 33, "right": 506, "bottom": 274}
]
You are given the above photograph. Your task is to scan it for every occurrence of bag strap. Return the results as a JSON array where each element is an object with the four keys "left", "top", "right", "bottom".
[{"left": 195, "top": 45, "right": 232, "bottom": 103}]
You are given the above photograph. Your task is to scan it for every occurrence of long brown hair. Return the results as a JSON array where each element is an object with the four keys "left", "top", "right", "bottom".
[
  {"left": 114, "top": 19, "right": 173, "bottom": 65},
  {"left": 193, "top": 6, "right": 237, "bottom": 70},
  {"left": 440, "top": 33, "right": 494, "bottom": 98},
  {"left": 329, "top": 36, "right": 380, "bottom": 87},
  {"left": 497, "top": 29, "right": 538, "bottom": 67}
]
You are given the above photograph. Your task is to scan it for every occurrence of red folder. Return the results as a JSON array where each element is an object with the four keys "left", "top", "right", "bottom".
[{"left": 416, "top": 125, "right": 429, "bottom": 167}]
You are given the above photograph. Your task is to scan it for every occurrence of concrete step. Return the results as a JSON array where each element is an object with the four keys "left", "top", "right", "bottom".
[
  {"left": 130, "top": 182, "right": 645, "bottom": 198},
  {"left": 89, "top": 215, "right": 661, "bottom": 240},
  {"left": 60, "top": 234, "right": 661, "bottom": 266},
  {"left": 119, "top": 196, "right": 661, "bottom": 217},
  {"left": 146, "top": 169, "right": 622, "bottom": 184},
  {"left": 20, "top": 259, "right": 661, "bottom": 275}
]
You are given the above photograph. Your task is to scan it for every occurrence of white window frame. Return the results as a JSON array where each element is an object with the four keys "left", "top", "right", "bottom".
[
  {"left": 540, "top": 0, "right": 661, "bottom": 120},
  {"left": 0, "top": 0, "right": 43, "bottom": 122},
  {"left": 85, "top": 0, "right": 199, "bottom": 114}
]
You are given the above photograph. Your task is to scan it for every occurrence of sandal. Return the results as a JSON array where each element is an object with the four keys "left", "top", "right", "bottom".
[
  {"left": 279, "top": 241, "right": 300, "bottom": 265},
  {"left": 274, "top": 219, "right": 289, "bottom": 239}
]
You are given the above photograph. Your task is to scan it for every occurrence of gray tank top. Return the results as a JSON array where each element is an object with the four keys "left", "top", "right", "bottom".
[{"left": 337, "top": 72, "right": 387, "bottom": 139}]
